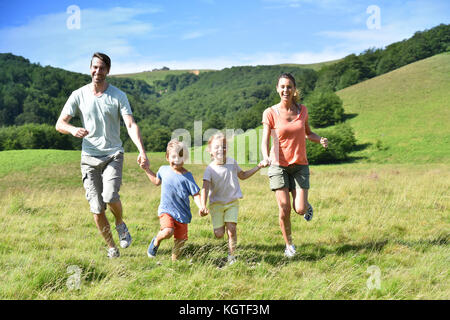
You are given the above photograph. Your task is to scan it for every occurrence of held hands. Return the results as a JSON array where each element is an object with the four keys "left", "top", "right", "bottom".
[
  {"left": 138, "top": 153, "right": 149, "bottom": 169},
  {"left": 199, "top": 207, "right": 209, "bottom": 217},
  {"left": 258, "top": 158, "right": 271, "bottom": 168},
  {"left": 320, "top": 137, "right": 328, "bottom": 148}
]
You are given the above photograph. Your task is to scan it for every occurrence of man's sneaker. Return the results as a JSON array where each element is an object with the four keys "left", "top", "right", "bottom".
[
  {"left": 227, "top": 255, "right": 237, "bottom": 265},
  {"left": 107, "top": 247, "right": 120, "bottom": 258},
  {"left": 147, "top": 237, "right": 159, "bottom": 258},
  {"left": 304, "top": 204, "right": 313, "bottom": 222},
  {"left": 284, "top": 245, "right": 296, "bottom": 258},
  {"left": 116, "top": 222, "right": 132, "bottom": 249}
]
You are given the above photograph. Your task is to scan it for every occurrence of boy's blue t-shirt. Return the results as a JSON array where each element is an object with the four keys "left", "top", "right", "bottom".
[{"left": 157, "top": 165, "right": 200, "bottom": 224}]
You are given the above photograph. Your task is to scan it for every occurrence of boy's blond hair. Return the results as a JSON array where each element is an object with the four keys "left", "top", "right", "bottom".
[{"left": 166, "top": 139, "right": 189, "bottom": 160}]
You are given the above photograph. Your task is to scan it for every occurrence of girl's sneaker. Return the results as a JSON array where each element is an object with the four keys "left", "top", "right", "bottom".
[
  {"left": 304, "top": 204, "right": 313, "bottom": 221},
  {"left": 147, "top": 237, "right": 159, "bottom": 258},
  {"left": 107, "top": 247, "right": 120, "bottom": 258}
]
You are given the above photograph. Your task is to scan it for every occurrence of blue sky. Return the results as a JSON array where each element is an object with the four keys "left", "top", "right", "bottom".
[{"left": 0, "top": 0, "right": 448, "bottom": 74}]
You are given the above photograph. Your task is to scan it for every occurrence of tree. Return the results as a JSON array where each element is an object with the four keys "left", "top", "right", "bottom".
[{"left": 304, "top": 90, "right": 344, "bottom": 128}]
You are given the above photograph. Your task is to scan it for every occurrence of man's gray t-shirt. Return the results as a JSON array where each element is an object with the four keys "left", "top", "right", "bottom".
[{"left": 62, "top": 84, "right": 132, "bottom": 156}]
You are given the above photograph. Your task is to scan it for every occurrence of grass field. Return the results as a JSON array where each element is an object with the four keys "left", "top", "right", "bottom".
[{"left": 0, "top": 150, "right": 448, "bottom": 299}]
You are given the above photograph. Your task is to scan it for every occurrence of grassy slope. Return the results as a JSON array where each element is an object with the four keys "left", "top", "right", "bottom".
[
  {"left": 337, "top": 52, "right": 450, "bottom": 164},
  {"left": 112, "top": 58, "right": 341, "bottom": 85}
]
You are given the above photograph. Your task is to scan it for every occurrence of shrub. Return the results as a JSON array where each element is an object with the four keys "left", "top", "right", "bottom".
[
  {"left": 307, "top": 123, "right": 356, "bottom": 164},
  {"left": 304, "top": 90, "right": 344, "bottom": 128}
]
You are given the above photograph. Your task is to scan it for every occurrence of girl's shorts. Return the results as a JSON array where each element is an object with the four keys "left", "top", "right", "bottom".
[{"left": 209, "top": 199, "right": 239, "bottom": 229}]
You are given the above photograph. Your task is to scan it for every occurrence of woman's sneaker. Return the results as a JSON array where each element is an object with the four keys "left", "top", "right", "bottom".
[
  {"left": 107, "top": 247, "right": 120, "bottom": 258},
  {"left": 304, "top": 204, "right": 313, "bottom": 221},
  {"left": 147, "top": 237, "right": 159, "bottom": 258},
  {"left": 116, "top": 222, "right": 132, "bottom": 249}
]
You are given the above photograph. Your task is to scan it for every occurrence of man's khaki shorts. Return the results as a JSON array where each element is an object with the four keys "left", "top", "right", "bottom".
[
  {"left": 80, "top": 151, "right": 124, "bottom": 214},
  {"left": 267, "top": 164, "right": 310, "bottom": 191}
]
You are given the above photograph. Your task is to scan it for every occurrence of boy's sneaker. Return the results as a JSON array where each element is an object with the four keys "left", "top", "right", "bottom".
[
  {"left": 107, "top": 247, "right": 120, "bottom": 258},
  {"left": 147, "top": 237, "right": 159, "bottom": 258},
  {"left": 304, "top": 204, "right": 313, "bottom": 222},
  {"left": 116, "top": 222, "right": 132, "bottom": 249},
  {"left": 227, "top": 255, "right": 237, "bottom": 265},
  {"left": 284, "top": 244, "right": 296, "bottom": 258}
]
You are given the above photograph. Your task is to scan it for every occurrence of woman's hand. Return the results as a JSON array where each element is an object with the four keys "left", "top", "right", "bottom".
[{"left": 320, "top": 137, "right": 328, "bottom": 148}]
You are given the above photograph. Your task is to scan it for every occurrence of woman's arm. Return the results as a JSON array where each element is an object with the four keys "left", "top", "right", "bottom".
[{"left": 305, "top": 118, "right": 328, "bottom": 148}]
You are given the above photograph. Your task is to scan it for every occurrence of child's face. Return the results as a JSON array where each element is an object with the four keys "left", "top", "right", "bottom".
[
  {"left": 167, "top": 147, "right": 185, "bottom": 169},
  {"left": 210, "top": 138, "right": 227, "bottom": 162}
]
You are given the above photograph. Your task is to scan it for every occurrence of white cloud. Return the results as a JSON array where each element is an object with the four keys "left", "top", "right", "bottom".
[
  {"left": 0, "top": 6, "right": 160, "bottom": 73},
  {"left": 181, "top": 29, "right": 217, "bottom": 40}
]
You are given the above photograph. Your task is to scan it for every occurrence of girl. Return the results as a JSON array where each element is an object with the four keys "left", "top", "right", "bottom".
[
  {"left": 141, "top": 139, "right": 206, "bottom": 261},
  {"left": 261, "top": 73, "right": 328, "bottom": 258},
  {"left": 200, "top": 132, "right": 267, "bottom": 264}
]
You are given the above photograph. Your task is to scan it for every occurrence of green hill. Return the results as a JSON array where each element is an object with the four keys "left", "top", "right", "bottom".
[
  {"left": 337, "top": 52, "right": 450, "bottom": 164},
  {"left": 111, "top": 69, "right": 213, "bottom": 86}
]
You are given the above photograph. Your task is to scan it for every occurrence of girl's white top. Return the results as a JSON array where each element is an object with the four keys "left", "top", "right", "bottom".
[{"left": 203, "top": 157, "right": 243, "bottom": 204}]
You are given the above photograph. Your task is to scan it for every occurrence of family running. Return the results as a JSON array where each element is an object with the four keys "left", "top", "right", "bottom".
[{"left": 55, "top": 52, "right": 329, "bottom": 263}]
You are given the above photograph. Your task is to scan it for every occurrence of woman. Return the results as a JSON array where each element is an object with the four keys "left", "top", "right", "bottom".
[{"left": 261, "top": 73, "right": 328, "bottom": 258}]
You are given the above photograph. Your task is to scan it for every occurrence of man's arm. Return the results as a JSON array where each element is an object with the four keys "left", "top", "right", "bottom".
[
  {"left": 122, "top": 114, "right": 149, "bottom": 167},
  {"left": 55, "top": 113, "right": 89, "bottom": 138}
]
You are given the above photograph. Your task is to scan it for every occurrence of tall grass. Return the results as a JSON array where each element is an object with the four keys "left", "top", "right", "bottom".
[{"left": 0, "top": 151, "right": 448, "bottom": 299}]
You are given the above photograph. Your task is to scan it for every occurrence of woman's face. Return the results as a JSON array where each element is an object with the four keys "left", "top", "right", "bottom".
[{"left": 277, "top": 77, "right": 295, "bottom": 103}]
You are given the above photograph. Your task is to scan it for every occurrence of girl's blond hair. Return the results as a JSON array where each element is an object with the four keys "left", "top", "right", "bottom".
[{"left": 207, "top": 132, "right": 227, "bottom": 153}]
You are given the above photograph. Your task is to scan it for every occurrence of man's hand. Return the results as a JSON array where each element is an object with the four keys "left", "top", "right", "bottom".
[
  {"left": 70, "top": 127, "right": 89, "bottom": 138},
  {"left": 137, "top": 153, "right": 149, "bottom": 168}
]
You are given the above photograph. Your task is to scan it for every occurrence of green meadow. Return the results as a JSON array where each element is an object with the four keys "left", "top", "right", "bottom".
[{"left": 0, "top": 53, "right": 449, "bottom": 300}]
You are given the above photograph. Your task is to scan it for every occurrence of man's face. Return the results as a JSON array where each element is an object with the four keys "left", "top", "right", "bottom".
[{"left": 90, "top": 57, "right": 109, "bottom": 84}]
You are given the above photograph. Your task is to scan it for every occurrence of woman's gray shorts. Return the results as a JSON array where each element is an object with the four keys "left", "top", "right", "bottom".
[
  {"left": 268, "top": 164, "right": 310, "bottom": 191},
  {"left": 80, "top": 151, "right": 124, "bottom": 214}
]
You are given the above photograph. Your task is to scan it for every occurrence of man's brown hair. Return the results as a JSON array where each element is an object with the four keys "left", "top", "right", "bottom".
[{"left": 90, "top": 52, "right": 111, "bottom": 72}]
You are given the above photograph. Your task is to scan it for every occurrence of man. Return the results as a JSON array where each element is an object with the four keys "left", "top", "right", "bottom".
[{"left": 56, "top": 52, "right": 149, "bottom": 258}]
